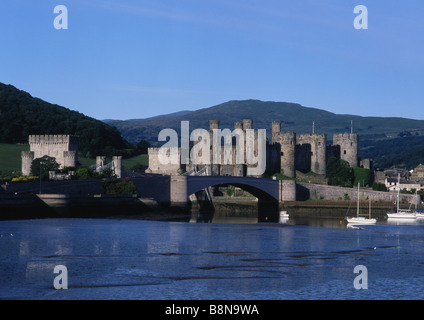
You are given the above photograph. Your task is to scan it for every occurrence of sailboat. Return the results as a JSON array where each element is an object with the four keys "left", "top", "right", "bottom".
[
  {"left": 387, "top": 174, "right": 417, "bottom": 220},
  {"left": 346, "top": 183, "right": 377, "bottom": 224}
]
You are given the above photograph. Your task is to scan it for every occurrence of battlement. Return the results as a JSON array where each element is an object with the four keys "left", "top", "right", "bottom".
[
  {"left": 333, "top": 133, "right": 358, "bottom": 143},
  {"left": 298, "top": 133, "right": 327, "bottom": 140},
  {"left": 29, "top": 134, "right": 79, "bottom": 145},
  {"left": 21, "top": 151, "right": 35, "bottom": 159},
  {"left": 63, "top": 151, "right": 77, "bottom": 157},
  {"left": 273, "top": 131, "right": 296, "bottom": 144}
]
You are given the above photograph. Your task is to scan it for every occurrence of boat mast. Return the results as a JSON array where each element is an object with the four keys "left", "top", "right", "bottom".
[
  {"left": 357, "top": 182, "right": 360, "bottom": 218},
  {"left": 369, "top": 197, "right": 371, "bottom": 219},
  {"left": 397, "top": 173, "right": 400, "bottom": 213}
]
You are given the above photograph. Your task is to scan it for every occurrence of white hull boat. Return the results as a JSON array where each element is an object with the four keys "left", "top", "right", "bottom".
[
  {"left": 387, "top": 174, "right": 417, "bottom": 220},
  {"left": 387, "top": 212, "right": 417, "bottom": 219},
  {"left": 346, "top": 183, "right": 376, "bottom": 225},
  {"left": 346, "top": 216, "right": 377, "bottom": 224}
]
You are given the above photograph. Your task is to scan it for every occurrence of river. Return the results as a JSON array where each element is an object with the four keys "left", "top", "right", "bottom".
[{"left": 1, "top": 216, "right": 424, "bottom": 300}]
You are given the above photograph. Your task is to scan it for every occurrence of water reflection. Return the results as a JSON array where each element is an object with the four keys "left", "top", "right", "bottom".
[
  {"left": 2, "top": 217, "right": 424, "bottom": 299},
  {"left": 191, "top": 211, "right": 350, "bottom": 229},
  {"left": 189, "top": 210, "right": 424, "bottom": 229}
]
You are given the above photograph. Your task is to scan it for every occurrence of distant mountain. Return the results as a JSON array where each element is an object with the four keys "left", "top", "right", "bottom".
[
  {"left": 106, "top": 99, "right": 424, "bottom": 169},
  {"left": 0, "top": 83, "right": 134, "bottom": 158}
]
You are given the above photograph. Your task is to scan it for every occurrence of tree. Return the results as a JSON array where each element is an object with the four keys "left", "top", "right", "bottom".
[
  {"left": 136, "top": 140, "right": 150, "bottom": 154},
  {"left": 372, "top": 182, "right": 387, "bottom": 191},
  {"left": 326, "top": 157, "right": 354, "bottom": 187},
  {"left": 74, "top": 167, "right": 95, "bottom": 180},
  {"left": 30, "top": 156, "right": 60, "bottom": 180},
  {"left": 353, "top": 167, "right": 371, "bottom": 187}
]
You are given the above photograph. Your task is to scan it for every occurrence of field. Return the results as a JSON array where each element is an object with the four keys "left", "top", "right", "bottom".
[{"left": 0, "top": 143, "right": 29, "bottom": 172}]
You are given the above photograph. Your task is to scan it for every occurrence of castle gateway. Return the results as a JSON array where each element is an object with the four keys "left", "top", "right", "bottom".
[{"left": 21, "top": 135, "right": 79, "bottom": 176}]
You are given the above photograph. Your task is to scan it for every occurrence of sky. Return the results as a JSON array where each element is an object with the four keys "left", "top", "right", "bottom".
[{"left": 1, "top": 0, "right": 423, "bottom": 120}]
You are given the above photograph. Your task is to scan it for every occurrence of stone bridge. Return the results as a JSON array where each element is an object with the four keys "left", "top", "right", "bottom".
[{"left": 170, "top": 175, "right": 296, "bottom": 207}]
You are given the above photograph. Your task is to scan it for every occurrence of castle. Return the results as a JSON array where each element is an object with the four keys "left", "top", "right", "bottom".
[
  {"left": 21, "top": 135, "right": 79, "bottom": 176},
  {"left": 21, "top": 135, "right": 123, "bottom": 178},
  {"left": 147, "top": 119, "right": 362, "bottom": 177}
]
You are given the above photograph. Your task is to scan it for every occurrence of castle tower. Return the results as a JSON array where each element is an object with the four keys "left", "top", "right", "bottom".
[
  {"left": 21, "top": 151, "right": 34, "bottom": 176},
  {"left": 273, "top": 131, "right": 296, "bottom": 178},
  {"left": 209, "top": 120, "right": 219, "bottom": 131},
  {"left": 63, "top": 151, "right": 77, "bottom": 168},
  {"left": 112, "top": 156, "right": 122, "bottom": 178},
  {"left": 271, "top": 121, "right": 281, "bottom": 143},
  {"left": 297, "top": 133, "right": 327, "bottom": 175},
  {"left": 21, "top": 134, "right": 79, "bottom": 176},
  {"left": 333, "top": 133, "right": 358, "bottom": 168},
  {"left": 234, "top": 122, "right": 243, "bottom": 130},
  {"left": 96, "top": 156, "right": 106, "bottom": 173},
  {"left": 242, "top": 119, "right": 253, "bottom": 130},
  {"left": 26, "top": 134, "right": 79, "bottom": 169}
]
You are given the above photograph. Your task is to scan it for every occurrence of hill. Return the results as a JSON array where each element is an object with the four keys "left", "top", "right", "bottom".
[
  {"left": 106, "top": 99, "right": 424, "bottom": 170},
  {"left": 0, "top": 83, "right": 134, "bottom": 158}
]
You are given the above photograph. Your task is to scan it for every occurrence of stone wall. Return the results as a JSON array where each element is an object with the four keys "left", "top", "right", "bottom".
[{"left": 297, "top": 182, "right": 417, "bottom": 204}]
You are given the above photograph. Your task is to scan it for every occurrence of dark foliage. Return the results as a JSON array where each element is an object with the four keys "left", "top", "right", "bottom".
[
  {"left": 326, "top": 157, "right": 354, "bottom": 187},
  {"left": 0, "top": 83, "right": 135, "bottom": 158},
  {"left": 30, "top": 156, "right": 60, "bottom": 180}
]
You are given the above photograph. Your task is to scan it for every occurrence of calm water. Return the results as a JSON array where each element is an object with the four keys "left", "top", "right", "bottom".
[{"left": 1, "top": 216, "right": 424, "bottom": 300}]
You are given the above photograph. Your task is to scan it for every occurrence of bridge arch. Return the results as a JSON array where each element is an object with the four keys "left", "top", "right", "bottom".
[
  {"left": 186, "top": 176, "right": 279, "bottom": 201},
  {"left": 185, "top": 176, "right": 281, "bottom": 222}
]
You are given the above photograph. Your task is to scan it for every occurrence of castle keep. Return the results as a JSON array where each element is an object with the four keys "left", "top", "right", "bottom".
[
  {"left": 21, "top": 135, "right": 79, "bottom": 176},
  {"left": 147, "top": 120, "right": 359, "bottom": 177}
]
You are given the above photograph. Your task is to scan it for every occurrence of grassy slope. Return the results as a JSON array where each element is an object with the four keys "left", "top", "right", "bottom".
[{"left": 0, "top": 143, "right": 29, "bottom": 172}]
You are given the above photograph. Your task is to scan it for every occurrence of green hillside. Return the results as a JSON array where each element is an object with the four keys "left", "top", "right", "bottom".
[
  {"left": 105, "top": 99, "right": 424, "bottom": 170},
  {"left": 0, "top": 83, "right": 135, "bottom": 158}
]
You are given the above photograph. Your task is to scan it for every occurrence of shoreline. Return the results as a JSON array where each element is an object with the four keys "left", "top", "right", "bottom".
[{"left": 0, "top": 193, "right": 405, "bottom": 221}]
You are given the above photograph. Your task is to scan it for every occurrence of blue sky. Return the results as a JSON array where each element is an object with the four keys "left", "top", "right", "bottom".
[{"left": 1, "top": 0, "right": 423, "bottom": 120}]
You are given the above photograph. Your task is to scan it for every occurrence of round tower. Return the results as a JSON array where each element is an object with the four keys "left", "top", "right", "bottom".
[
  {"left": 271, "top": 121, "right": 281, "bottom": 144},
  {"left": 311, "top": 133, "right": 327, "bottom": 175},
  {"left": 112, "top": 156, "right": 122, "bottom": 178},
  {"left": 21, "top": 151, "right": 34, "bottom": 176},
  {"left": 96, "top": 156, "right": 106, "bottom": 173},
  {"left": 242, "top": 119, "right": 253, "bottom": 130},
  {"left": 234, "top": 122, "right": 243, "bottom": 130},
  {"left": 209, "top": 120, "right": 219, "bottom": 131},
  {"left": 277, "top": 132, "right": 296, "bottom": 178},
  {"left": 63, "top": 151, "right": 77, "bottom": 168},
  {"left": 333, "top": 133, "right": 358, "bottom": 168}
]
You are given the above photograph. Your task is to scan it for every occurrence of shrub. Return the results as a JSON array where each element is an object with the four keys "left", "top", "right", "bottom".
[{"left": 102, "top": 179, "right": 139, "bottom": 196}]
